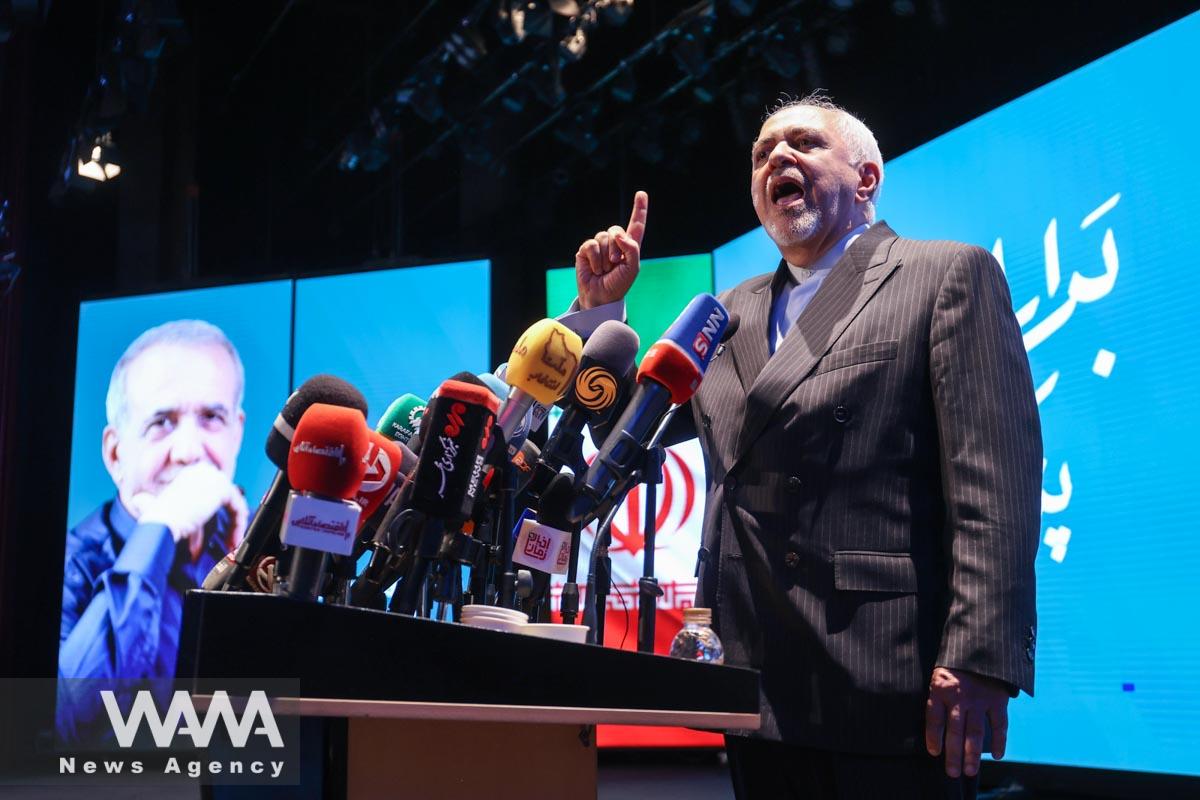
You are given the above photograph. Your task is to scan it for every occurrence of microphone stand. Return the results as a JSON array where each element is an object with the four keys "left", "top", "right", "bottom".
[
  {"left": 582, "top": 403, "right": 680, "bottom": 649},
  {"left": 586, "top": 515, "right": 615, "bottom": 645},
  {"left": 497, "top": 458, "right": 519, "bottom": 608},
  {"left": 558, "top": 448, "right": 589, "bottom": 626},
  {"left": 560, "top": 519, "right": 584, "bottom": 625},
  {"left": 637, "top": 444, "right": 666, "bottom": 653}
]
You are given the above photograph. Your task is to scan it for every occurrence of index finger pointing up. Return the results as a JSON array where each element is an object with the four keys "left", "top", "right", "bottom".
[{"left": 626, "top": 190, "right": 649, "bottom": 246}]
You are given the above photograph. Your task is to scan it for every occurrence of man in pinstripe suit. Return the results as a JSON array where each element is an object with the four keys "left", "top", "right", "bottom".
[{"left": 573, "top": 94, "right": 1041, "bottom": 799}]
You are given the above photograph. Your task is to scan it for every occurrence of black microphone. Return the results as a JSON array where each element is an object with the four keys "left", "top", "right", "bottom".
[
  {"left": 202, "top": 375, "right": 368, "bottom": 591},
  {"left": 586, "top": 362, "right": 637, "bottom": 451},
  {"left": 530, "top": 321, "right": 640, "bottom": 498},
  {"left": 388, "top": 374, "right": 500, "bottom": 615},
  {"left": 516, "top": 472, "right": 576, "bottom": 619}
]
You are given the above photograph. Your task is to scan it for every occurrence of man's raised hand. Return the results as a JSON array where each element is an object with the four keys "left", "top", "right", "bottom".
[
  {"left": 575, "top": 191, "right": 648, "bottom": 309},
  {"left": 131, "top": 462, "right": 243, "bottom": 555}
]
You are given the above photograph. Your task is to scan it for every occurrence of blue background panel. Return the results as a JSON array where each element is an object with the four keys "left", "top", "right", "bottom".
[{"left": 292, "top": 260, "right": 491, "bottom": 425}]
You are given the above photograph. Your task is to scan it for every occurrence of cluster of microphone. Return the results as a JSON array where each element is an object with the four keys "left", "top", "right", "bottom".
[{"left": 201, "top": 292, "right": 736, "bottom": 628}]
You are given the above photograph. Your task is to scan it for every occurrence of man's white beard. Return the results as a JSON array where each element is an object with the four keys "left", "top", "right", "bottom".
[{"left": 765, "top": 204, "right": 823, "bottom": 249}]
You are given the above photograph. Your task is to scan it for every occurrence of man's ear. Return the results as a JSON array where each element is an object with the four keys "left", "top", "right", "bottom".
[
  {"left": 102, "top": 425, "right": 122, "bottom": 484},
  {"left": 856, "top": 161, "right": 881, "bottom": 203}
]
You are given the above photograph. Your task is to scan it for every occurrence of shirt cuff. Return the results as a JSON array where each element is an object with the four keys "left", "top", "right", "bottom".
[
  {"left": 558, "top": 298, "right": 626, "bottom": 339},
  {"left": 112, "top": 522, "right": 176, "bottom": 586}
]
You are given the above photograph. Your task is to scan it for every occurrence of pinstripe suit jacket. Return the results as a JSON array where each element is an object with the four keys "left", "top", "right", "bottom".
[{"left": 683, "top": 221, "right": 1041, "bottom": 754}]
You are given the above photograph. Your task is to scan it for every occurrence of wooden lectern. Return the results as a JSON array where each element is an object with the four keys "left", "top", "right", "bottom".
[{"left": 179, "top": 591, "right": 760, "bottom": 800}]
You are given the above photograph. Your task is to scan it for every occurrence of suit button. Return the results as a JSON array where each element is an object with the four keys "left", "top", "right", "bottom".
[
  {"left": 833, "top": 404, "right": 851, "bottom": 424},
  {"left": 784, "top": 551, "right": 800, "bottom": 569},
  {"left": 1026, "top": 645, "right": 1035, "bottom": 663},
  {"left": 724, "top": 476, "right": 738, "bottom": 493},
  {"left": 786, "top": 476, "right": 803, "bottom": 493}
]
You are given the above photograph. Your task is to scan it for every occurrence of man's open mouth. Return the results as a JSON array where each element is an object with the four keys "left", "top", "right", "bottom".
[{"left": 771, "top": 176, "right": 805, "bottom": 207}]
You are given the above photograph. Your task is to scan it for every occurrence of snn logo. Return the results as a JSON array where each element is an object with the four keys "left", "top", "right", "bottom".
[
  {"left": 101, "top": 690, "right": 284, "bottom": 749},
  {"left": 692, "top": 307, "right": 726, "bottom": 360}
]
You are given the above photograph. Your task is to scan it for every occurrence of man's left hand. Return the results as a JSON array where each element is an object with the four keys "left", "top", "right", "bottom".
[{"left": 925, "top": 666, "right": 1010, "bottom": 778}]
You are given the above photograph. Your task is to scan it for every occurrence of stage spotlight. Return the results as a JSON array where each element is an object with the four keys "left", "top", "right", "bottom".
[
  {"left": 76, "top": 133, "right": 122, "bottom": 182},
  {"left": 560, "top": 24, "right": 587, "bottom": 61},
  {"left": 527, "top": 53, "right": 565, "bottom": 106},
  {"left": 596, "top": 0, "right": 634, "bottom": 26},
  {"left": 826, "top": 28, "right": 850, "bottom": 55},
  {"left": 501, "top": 84, "right": 530, "bottom": 113},
  {"left": 761, "top": 20, "right": 804, "bottom": 77},
  {"left": 631, "top": 115, "right": 664, "bottom": 164},
  {"left": 610, "top": 65, "right": 636, "bottom": 103},
  {"left": 495, "top": 1, "right": 554, "bottom": 45},
  {"left": 559, "top": 8, "right": 596, "bottom": 62},
  {"left": 670, "top": 24, "right": 712, "bottom": 79},
  {"left": 395, "top": 64, "right": 446, "bottom": 123},
  {"left": 724, "top": 0, "right": 756, "bottom": 16},
  {"left": 448, "top": 25, "right": 488, "bottom": 70},
  {"left": 554, "top": 107, "right": 599, "bottom": 154}
]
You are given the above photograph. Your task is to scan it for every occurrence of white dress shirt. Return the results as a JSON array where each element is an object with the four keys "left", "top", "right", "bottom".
[{"left": 768, "top": 223, "right": 870, "bottom": 354}]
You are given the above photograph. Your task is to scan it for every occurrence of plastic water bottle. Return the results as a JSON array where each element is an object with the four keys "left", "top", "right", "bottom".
[{"left": 668, "top": 607, "right": 724, "bottom": 664}]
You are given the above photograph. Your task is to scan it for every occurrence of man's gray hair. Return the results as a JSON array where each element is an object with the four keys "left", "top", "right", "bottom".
[
  {"left": 105, "top": 319, "right": 245, "bottom": 430},
  {"left": 765, "top": 90, "right": 884, "bottom": 221}
]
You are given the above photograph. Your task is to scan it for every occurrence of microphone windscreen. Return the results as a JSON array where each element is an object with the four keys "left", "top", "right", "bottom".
[
  {"left": 376, "top": 393, "right": 427, "bottom": 445},
  {"left": 476, "top": 372, "right": 509, "bottom": 403},
  {"left": 395, "top": 440, "right": 419, "bottom": 478},
  {"left": 355, "top": 432, "right": 404, "bottom": 519},
  {"left": 583, "top": 320, "right": 640, "bottom": 372},
  {"left": 288, "top": 403, "right": 370, "bottom": 499},
  {"left": 268, "top": 375, "right": 369, "bottom": 468},
  {"left": 439, "top": 374, "right": 500, "bottom": 413},
  {"left": 512, "top": 439, "right": 540, "bottom": 490},
  {"left": 504, "top": 319, "right": 583, "bottom": 405},
  {"left": 571, "top": 321, "right": 639, "bottom": 414},
  {"left": 409, "top": 378, "right": 498, "bottom": 519},
  {"left": 637, "top": 343, "right": 703, "bottom": 405},
  {"left": 658, "top": 293, "right": 730, "bottom": 370},
  {"left": 537, "top": 472, "right": 575, "bottom": 531},
  {"left": 637, "top": 294, "right": 730, "bottom": 404}
]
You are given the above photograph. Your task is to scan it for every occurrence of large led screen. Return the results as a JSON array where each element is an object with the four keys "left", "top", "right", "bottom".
[
  {"left": 60, "top": 261, "right": 490, "bottom": 739},
  {"left": 712, "top": 12, "right": 1200, "bottom": 776}
]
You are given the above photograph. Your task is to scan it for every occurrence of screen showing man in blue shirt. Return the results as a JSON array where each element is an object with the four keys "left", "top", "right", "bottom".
[{"left": 58, "top": 319, "right": 249, "bottom": 738}]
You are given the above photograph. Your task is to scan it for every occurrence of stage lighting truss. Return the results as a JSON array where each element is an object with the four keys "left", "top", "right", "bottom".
[
  {"left": 761, "top": 18, "right": 804, "bottom": 77},
  {"left": 669, "top": 9, "right": 717, "bottom": 80}
]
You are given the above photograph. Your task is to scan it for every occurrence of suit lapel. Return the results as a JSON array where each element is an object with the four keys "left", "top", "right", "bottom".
[
  {"left": 728, "top": 270, "right": 778, "bottom": 394},
  {"left": 732, "top": 222, "right": 903, "bottom": 465}
]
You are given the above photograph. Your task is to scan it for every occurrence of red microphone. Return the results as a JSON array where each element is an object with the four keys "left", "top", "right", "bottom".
[
  {"left": 279, "top": 403, "right": 369, "bottom": 600},
  {"left": 355, "top": 431, "right": 405, "bottom": 526}
]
